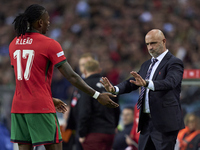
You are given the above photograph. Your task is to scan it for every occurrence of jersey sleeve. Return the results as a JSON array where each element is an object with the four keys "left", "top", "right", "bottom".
[{"left": 47, "top": 39, "right": 66, "bottom": 66}]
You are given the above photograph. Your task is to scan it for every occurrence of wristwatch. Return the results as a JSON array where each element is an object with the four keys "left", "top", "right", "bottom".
[{"left": 144, "top": 80, "right": 149, "bottom": 87}]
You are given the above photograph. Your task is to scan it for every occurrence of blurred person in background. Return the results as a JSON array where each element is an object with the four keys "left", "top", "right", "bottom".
[
  {"left": 9, "top": 4, "right": 118, "bottom": 150},
  {"left": 78, "top": 59, "right": 119, "bottom": 150},
  {"left": 59, "top": 105, "right": 74, "bottom": 150},
  {"left": 125, "top": 104, "right": 140, "bottom": 150},
  {"left": 177, "top": 113, "right": 200, "bottom": 150},
  {"left": 101, "top": 29, "right": 185, "bottom": 150},
  {"left": 78, "top": 53, "right": 95, "bottom": 78},
  {"left": 112, "top": 106, "right": 134, "bottom": 150},
  {"left": 66, "top": 53, "right": 94, "bottom": 150},
  {"left": 0, "top": 122, "right": 13, "bottom": 150}
]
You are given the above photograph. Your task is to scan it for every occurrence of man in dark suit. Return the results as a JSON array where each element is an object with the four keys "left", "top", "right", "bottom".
[{"left": 101, "top": 29, "right": 185, "bottom": 150}]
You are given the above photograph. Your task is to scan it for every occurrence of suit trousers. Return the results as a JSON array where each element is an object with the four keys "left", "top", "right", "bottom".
[
  {"left": 138, "top": 113, "right": 179, "bottom": 150},
  {"left": 81, "top": 133, "right": 114, "bottom": 150}
]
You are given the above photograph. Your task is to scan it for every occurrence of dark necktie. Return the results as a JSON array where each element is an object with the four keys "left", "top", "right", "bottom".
[{"left": 137, "top": 58, "right": 158, "bottom": 110}]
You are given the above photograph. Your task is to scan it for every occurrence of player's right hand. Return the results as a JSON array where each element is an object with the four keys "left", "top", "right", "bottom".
[
  {"left": 53, "top": 98, "right": 68, "bottom": 113},
  {"left": 97, "top": 92, "right": 119, "bottom": 108},
  {"left": 100, "top": 77, "right": 115, "bottom": 93}
]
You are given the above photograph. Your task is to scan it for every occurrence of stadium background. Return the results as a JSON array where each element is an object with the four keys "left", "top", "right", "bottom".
[{"left": 0, "top": 0, "right": 200, "bottom": 149}]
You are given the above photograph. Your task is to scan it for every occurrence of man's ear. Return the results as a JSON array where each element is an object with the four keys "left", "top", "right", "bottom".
[
  {"left": 38, "top": 19, "right": 43, "bottom": 27},
  {"left": 163, "top": 39, "right": 166, "bottom": 44}
]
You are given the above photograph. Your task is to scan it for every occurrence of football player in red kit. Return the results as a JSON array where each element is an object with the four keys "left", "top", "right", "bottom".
[{"left": 9, "top": 4, "right": 118, "bottom": 150}]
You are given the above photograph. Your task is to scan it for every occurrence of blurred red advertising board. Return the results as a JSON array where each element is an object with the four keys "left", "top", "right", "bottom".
[{"left": 183, "top": 69, "right": 200, "bottom": 79}]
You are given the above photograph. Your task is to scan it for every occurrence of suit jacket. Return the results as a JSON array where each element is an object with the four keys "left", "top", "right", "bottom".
[{"left": 117, "top": 51, "right": 185, "bottom": 133}]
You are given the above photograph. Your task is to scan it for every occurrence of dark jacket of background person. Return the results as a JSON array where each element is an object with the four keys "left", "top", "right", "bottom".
[
  {"left": 112, "top": 122, "right": 133, "bottom": 150},
  {"left": 65, "top": 53, "right": 95, "bottom": 150},
  {"left": 67, "top": 87, "right": 81, "bottom": 131},
  {"left": 67, "top": 88, "right": 84, "bottom": 150},
  {"left": 78, "top": 73, "right": 119, "bottom": 137},
  {"left": 67, "top": 53, "right": 95, "bottom": 131}
]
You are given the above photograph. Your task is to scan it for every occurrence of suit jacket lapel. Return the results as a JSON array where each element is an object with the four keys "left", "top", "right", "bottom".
[{"left": 152, "top": 51, "right": 172, "bottom": 80}]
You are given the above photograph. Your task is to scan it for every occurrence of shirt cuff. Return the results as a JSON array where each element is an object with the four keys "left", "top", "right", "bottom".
[
  {"left": 147, "top": 80, "right": 155, "bottom": 91},
  {"left": 114, "top": 86, "right": 119, "bottom": 94}
]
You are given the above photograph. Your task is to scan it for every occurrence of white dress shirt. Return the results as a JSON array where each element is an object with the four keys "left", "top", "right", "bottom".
[{"left": 143, "top": 49, "right": 168, "bottom": 113}]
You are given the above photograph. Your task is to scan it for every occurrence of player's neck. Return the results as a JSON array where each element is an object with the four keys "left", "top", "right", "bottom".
[{"left": 27, "top": 27, "right": 40, "bottom": 33}]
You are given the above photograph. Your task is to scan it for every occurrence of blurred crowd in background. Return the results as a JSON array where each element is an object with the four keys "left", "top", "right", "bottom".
[
  {"left": 0, "top": 0, "right": 200, "bottom": 149},
  {"left": 1, "top": 0, "right": 200, "bottom": 86}
]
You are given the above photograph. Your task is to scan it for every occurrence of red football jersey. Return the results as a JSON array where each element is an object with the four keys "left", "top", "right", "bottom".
[{"left": 9, "top": 32, "right": 66, "bottom": 113}]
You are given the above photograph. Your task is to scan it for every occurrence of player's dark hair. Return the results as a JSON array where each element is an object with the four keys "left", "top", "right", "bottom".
[{"left": 13, "top": 4, "right": 46, "bottom": 37}]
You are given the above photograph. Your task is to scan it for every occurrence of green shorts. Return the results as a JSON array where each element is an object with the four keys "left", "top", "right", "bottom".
[{"left": 11, "top": 113, "right": 62, "bottom": 146}]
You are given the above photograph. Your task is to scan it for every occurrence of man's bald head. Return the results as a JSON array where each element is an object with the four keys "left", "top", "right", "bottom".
[
  {"left": 145, "top": 29, "right": 167, "bottom": 58},
  {"left": 145, "top": 29, "right": 165, "bottom": 41}
]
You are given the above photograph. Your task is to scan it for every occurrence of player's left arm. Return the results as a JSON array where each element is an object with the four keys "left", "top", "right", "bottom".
[
  {"left": 49, "top": 40, "right": 118, "bottom": 108},
  {"left": 57, "top": 61, "right": 119, "bottom": 108}
]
